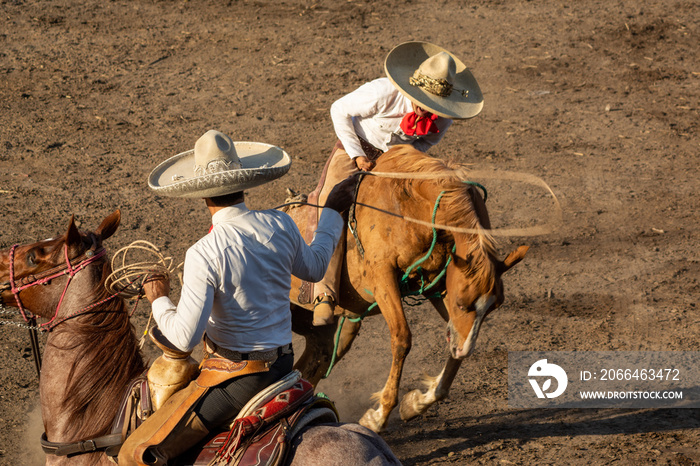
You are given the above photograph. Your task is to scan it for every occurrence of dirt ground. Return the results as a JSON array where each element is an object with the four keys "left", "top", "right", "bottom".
[{"left": 1, "top": 0, "right": 698, "bottom": 464}]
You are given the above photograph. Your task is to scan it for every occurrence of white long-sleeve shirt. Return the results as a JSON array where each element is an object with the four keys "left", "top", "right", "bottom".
[
  {"left": 330, "top": 77, "right": 453, "bottom": 160},
  {"left": 152, "top": 203, "right": 343, "bottom": 353}
]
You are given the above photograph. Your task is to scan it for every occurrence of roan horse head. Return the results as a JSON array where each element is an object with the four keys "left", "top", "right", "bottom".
[
  {"left": 0, "top": 210, "right": 121, "bottom": 325},
  {"left": 0, "top": 210, "right": 149, "bottom": 455}
]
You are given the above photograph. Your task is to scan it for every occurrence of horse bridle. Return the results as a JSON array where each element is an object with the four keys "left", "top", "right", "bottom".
[{"left": 0, "top": 235, "right": 107, "bottom": 332}]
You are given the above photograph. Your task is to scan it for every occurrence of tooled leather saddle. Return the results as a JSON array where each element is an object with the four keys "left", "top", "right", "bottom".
[
  {"left": 109, "top": 370, "right": 337, "bottom": 465},
  {"left": 184, "top": 370, "right": 339, "bottom": 465}
]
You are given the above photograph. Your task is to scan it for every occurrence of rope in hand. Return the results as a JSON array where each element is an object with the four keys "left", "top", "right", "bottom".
[
  {"left": 106, "top": 240, "right": 182, "bottom": 298},
  {"left": 105, "top": 240, "right": 183, "bottom": 348}
]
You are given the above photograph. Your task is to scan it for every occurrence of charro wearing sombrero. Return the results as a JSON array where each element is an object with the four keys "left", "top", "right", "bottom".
[
  {"left": 119, "top": 130, "right": 354, "bottom": 465},
  {"left": 310, "top": 41, "right": 483, "bottom": 326}
]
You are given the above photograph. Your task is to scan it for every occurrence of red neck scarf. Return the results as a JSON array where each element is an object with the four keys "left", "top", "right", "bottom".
[{"left": 400, "top": 112, "right": 439, "bottom": 136}]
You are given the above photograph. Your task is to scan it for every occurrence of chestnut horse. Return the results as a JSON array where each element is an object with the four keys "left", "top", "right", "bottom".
[
  {"left": 0, "top": 211, "right": 400, "bottom": 465},
  {"left": 287, "top": 145, "right": 529, "bottom": 433}
]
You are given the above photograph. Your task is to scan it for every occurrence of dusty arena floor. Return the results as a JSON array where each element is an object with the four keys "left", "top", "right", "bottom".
[{"left": 1, "top": 0, "right": 698, "bottom": 464}]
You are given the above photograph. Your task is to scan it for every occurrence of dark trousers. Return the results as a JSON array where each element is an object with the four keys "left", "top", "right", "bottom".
[{"left": 194, "top": 352, "right": 294, "bottom": 431}]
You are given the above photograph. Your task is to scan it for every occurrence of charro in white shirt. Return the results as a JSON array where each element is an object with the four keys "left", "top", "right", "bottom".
[
  {"left": 151, "top": 203, "right": 343, "bottom": 353},
  {"left": 330, "top": 77, "right": 453, "bottom": 160}
]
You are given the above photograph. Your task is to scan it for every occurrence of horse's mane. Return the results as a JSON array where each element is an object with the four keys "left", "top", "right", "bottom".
[
  {"left": 54, "top": 246, "right": 146, "bottom": 438},
  {"left": 377, "top": 146, "right": 498, "bottom": 286}
]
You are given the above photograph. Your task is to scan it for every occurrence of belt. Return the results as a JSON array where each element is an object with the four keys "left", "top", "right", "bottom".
[{"left": 205, "top": 337, "right": 292, "bottom": 362}]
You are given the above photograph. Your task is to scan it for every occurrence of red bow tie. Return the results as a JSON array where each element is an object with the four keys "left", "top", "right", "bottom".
[{"left": 400, "top": 112, "right": 439, "bottom": 136}]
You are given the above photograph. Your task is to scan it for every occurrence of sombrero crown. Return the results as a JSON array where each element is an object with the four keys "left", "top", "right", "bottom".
[
  {"left": 385, "top": 41, "right": 483, "bottom": 119},
  {"left": 148, "top": 130, "right": 291, "bottom": 198}
]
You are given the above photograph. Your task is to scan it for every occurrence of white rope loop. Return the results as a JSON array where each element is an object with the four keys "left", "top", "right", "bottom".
[
  {"left": 364, "top": 169, "right": 562, "bottom": 237},
  {"left": 279, "top": 168, "right": 562, "bottom": 237},
  {"left": 105, "top": 240, "right": 183, "bottom": 298}
]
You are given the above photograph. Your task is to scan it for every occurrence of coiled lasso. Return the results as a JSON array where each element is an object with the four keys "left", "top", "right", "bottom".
[
  {"left": 105, "top": 240, "right": 182, "bottom": 299},
  {"left": 105, "top": 240, "right": 183, "bottom": 347}
]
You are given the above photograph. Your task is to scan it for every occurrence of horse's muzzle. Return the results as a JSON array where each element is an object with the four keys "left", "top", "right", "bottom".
[{"left": 446, "top": 313, "right": 485, "bottom": 359}]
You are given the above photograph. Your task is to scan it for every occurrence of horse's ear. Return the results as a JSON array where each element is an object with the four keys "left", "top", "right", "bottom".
[
  {"left": 95, "top": 210, "right": 121, "bottom": 241},
  {"left": 66, "top": 215, "right": 81, "bottom": 246},
  {"left": 498, "top": 245, "right": 529, "bottom": 274}
]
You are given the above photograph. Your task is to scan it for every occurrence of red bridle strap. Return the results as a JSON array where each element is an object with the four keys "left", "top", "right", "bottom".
[{"left": 9, "top": 243, "right": 107, "bottom": 331}]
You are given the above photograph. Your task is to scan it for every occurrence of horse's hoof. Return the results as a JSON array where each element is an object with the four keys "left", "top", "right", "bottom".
[
  {"left": 359, "top": 409, "right": 384, "bottom": 433},
  {"left": 399, "top": 389, "right": 424, "bottom": 421}
]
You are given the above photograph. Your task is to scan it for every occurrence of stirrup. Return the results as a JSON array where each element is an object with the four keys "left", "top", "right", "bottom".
[{"left": 312, "top": 294, "right": 336, "bottom": 326}]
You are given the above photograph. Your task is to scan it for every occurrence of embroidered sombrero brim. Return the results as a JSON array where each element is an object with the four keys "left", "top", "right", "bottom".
[
  {"left": 385, "top": 41, "right": 483, "bottom": 120},
  {"left": 148, "top": 142, "right": 291, "bottom": 198}
]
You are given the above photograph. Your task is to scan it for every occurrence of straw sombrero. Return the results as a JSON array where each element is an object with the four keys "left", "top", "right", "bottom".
[
  {"left": 384, "top": 41, "right": 483, "bottom": 120},
  {"left": 148, "top": 130, "right": 291, "bottom": 198}
]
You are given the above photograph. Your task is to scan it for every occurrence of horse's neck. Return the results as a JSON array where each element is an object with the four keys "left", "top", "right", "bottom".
[
  {"left": 40, "top": 330, "right": 89, "bottom": 439},
  {"left": 40, "top": 328, "right": 116, "bottom": 438},
  {"left": 40, "top": 307, "right": 144, "bottom": 446},
  {"left": 41, "top": 323, "right": 135, "bottom": 466}
]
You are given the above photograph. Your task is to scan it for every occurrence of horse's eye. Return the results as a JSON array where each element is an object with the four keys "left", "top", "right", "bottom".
[{"left": 26, "top": 250, "right": 38, "bottom": 267}]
